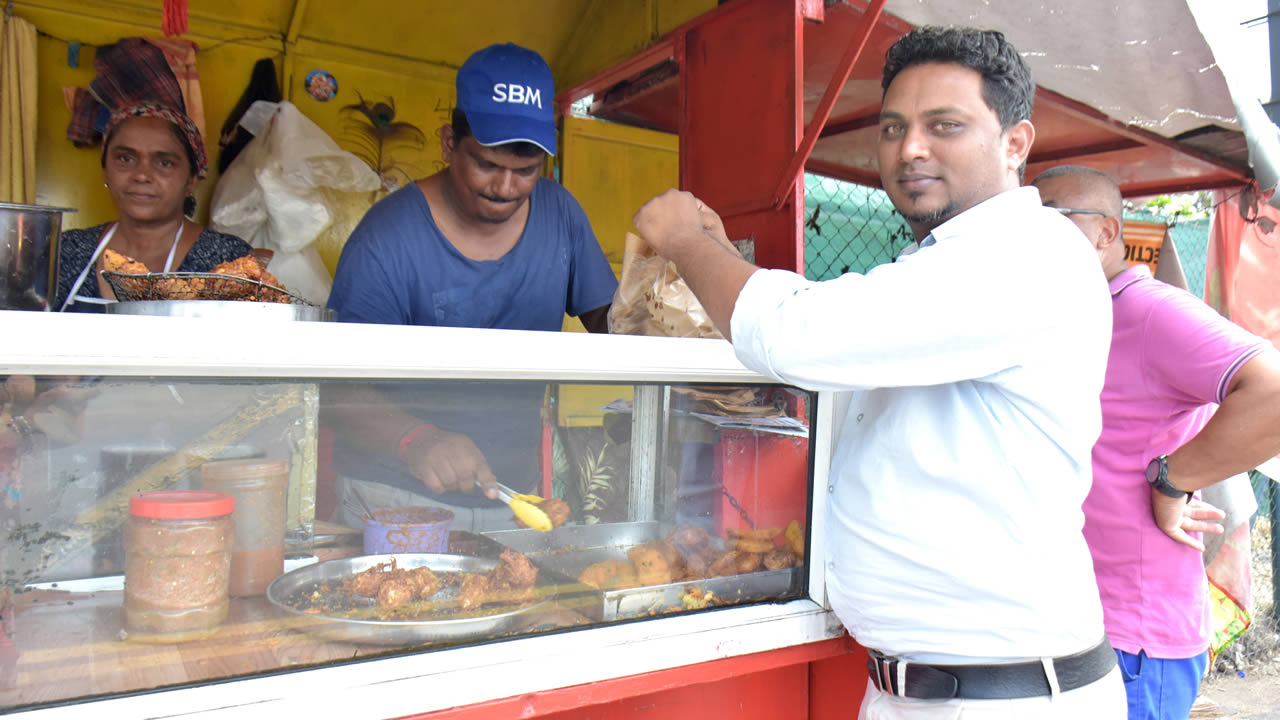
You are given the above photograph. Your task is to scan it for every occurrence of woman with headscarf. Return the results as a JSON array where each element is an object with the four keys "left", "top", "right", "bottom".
[{"left": 54, "top": 103, "right": 252, "bottom": 312}]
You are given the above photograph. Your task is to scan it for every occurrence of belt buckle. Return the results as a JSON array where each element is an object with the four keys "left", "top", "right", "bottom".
[{"left": 867, "top": 648, "right": 902, "bottom": 696}]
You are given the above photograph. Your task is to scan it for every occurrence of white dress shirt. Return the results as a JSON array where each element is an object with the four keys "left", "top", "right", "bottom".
[{"left": 731, "top": 187, "right": 1113, "bottom": 660}]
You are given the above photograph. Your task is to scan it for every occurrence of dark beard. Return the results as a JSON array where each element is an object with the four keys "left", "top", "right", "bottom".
[{"left": 899, "top": 200, "right": 957, "bottom": 228}]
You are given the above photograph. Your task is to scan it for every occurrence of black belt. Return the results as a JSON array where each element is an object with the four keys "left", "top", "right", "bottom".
[{"left": 866, "top": 637, "right": 1115, "bottom": 700}]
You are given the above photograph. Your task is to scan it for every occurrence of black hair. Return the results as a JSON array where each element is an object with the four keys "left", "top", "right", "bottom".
[
  {"left": 102, "top": 120, "right": 200, "bottom": 179},
  {"left": 450, "top": 108, "right": 545, "bottom": 158},
  {"left": 882, "top": 26, "right": 1035, "bottom": 131}
]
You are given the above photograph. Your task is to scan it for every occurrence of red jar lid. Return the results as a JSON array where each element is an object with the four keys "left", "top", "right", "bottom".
[{"left": 129, "top": 490, "right": 234, "bottom": 519}]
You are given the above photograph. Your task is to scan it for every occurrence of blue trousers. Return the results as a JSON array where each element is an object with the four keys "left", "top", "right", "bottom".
[{"left": 1116, "top": 648, "right": 1208, "bottom": 720}]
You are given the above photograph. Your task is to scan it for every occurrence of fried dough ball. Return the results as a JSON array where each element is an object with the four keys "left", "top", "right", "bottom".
[
  {"left": 628, "top": 544, "right": 673, "bottom": 586},
  {"left": 211, "top": 255, "right": 263, "bottom": 280},
  {"left": 728, "top": 526, "right": 782, "bottom": 542},
  {"left": 763, "top": 548, "right": 798, "bottom": 571},
  {"left": 538, "top": 498, "right": 571, "bottom": 528},
  {"left": 670, "top": 525, "right": 711, "bottom": 552},
  {"left": 683, "top": 551, "right": 715, "bottom": 579},
  {"left": 514, "top": 497, "right": 571, "bottom": 529},
  {"left": 578, "top": 560, "right": 639, "bottom": 590},
  {"left": 456, "top": 574, "right": 489, "bottom": 609},
  {"left": 405, "top": 566, "right": 441, "bottom": 599},
  {"left": 103, "top": 249, "right": 149, "bottom": 274}
]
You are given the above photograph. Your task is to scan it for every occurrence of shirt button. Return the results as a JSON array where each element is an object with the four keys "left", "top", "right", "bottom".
[
  {"left": 827, "top": 485, "right": 834, "bottom": 493},
  {"left": 827, "top": 562, "right": 835, "bottom": 570},
  {"left": 856, "top": 413, "right": 864, "bottom": 422}
]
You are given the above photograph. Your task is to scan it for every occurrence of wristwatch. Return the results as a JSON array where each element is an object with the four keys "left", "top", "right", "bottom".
[{"left": 1146, "top": 455, "right": 1192, "bottom": 502}]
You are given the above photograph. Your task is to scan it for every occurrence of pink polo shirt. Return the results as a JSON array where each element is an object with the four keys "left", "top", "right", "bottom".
[{"left": 1085, "top": 265, "right": 1268, "bottom": 658}]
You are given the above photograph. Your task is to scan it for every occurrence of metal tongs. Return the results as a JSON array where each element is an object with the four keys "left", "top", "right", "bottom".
[{"left": 494, "top": 482, "right": 553, "bottom": 532}]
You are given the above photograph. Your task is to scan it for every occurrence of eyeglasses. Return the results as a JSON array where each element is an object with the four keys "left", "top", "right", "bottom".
[{"left": 1051, "top": 207, "right": 1110, "bottom": 219}]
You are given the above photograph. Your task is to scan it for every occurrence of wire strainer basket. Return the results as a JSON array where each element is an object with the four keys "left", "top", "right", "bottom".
[{"left": 100, "top": 270, "right": 315, "bottom": 306}]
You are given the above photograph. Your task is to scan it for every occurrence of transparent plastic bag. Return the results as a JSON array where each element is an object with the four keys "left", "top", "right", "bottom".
[{"left": 607, "top": 232, "right": 722, "bottom": 339}]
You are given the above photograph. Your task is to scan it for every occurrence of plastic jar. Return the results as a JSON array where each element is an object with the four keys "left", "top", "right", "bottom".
[
  {"left": 123, "top": 491, "right": 234, "bottom": 643},
  {"left": 201, "top": 459, "right": 289, "bottom": 597}
]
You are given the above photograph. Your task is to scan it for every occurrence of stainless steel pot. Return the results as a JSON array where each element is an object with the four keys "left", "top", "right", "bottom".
[{"left": 0, "top": 202, "right": 75, "bottom": 311}]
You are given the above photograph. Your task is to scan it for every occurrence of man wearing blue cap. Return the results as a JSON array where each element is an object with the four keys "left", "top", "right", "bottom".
[{"left": 325, "top": 44, "right": 618, "bottom": 531}]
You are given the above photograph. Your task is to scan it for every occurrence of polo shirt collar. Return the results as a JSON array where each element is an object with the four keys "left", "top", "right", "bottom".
[{"left": 1109, "top": 263, "right": 1151, "bottom": 297}]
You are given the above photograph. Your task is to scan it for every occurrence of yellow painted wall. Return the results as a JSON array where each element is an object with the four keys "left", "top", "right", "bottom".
[{"left": 15, "top": 0, "right": 703, "bottom": 280}]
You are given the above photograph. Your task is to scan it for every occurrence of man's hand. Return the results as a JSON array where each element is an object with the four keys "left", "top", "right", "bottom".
[
  {"left": 696, "top": 200, "right": 740, "bottom": 256},
  {"left": 1152, "top": 490, "right": 1225, "bottom": 551},
  {"left": 402, "top": 427, "right": 498, "bottom": 500},
  {"left": 633, "top": 189, "right": 711, "bottom": 260}
]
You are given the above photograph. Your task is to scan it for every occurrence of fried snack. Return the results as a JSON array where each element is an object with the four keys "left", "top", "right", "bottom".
[
  {"left": 377, "top": 579, "right": 416, "bottom": 609},
  {"left": 349, "top": 560, "right": 396, "bottom": 597},
  {"left": 784, "top": 520, "right": 805, "bottom": 557},
  {"left": 627, "top": 544, "right": 673, "bottom": 586},
  {"left": 456, "top": 574, "right": 489, "bottom": 609},
  {"left": 488, "top": 548, "right": 538, "bottom": 591},
  {"left": 578, "top": 559, "right": 639, "bottom": 590},
  {"left": 103, "top": 248, "right": 149, "bottom": 274},
  {"left": 670, "top": 525, "right": 711, "bottom": 552},
  {"left": 683, "top": 550, "right": 716, "bottom": 579},
  {"left": 763, "top": 548, "right": 798, "bottom": 571},
  {"left": 708, "top": 551, "right": 742, "bottom": 577},
  {"left": 728, "top": 526, "right": 782, "bottom": 542},
  {"left": 538, "top": 498, "right": 571, "bottom": 528},
  {"left": 514, "top": 497, "right": 571, "bottom": 529},
  {"left": 735, "top": 552, "right": 763, "bottom": 574},
  {"left": 734, "top": 537, "right": 776, "bottom": 554}
]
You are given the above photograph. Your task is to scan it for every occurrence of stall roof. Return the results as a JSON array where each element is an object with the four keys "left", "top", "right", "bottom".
[{"left": 576, "top": 0, "right": 1259, "bottom": 197}]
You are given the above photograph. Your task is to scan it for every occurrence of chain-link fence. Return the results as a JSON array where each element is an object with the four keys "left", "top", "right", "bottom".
[
  {"left": 804, "top": 175, "right": 1213, "bottom": 301},
  {"left": 1124, "top": 211, "right": 1210, "bottom": 298},
  {"left": 803, "top": 174, "right": 912, "bottom": 281}
]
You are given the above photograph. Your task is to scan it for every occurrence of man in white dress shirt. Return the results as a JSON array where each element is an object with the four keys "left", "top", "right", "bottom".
[{"left": 633, "top": 26, "right": 1125, "bottom": 718}]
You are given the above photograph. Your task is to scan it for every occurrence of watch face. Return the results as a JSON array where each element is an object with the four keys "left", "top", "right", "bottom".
[{"left": 1146, "top": 458, "right": 1160, "bottom": 484}]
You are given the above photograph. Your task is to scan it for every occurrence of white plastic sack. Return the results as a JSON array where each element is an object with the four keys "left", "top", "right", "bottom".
[{"left": 210, "top": 101, "right": 380, "bottom": 306}]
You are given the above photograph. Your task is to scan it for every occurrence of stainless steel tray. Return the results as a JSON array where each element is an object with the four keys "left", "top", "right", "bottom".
[
  {"left": 107, "top": 299, "right": 335, "bottom": 322},
  {"left": 484, "top": 521, "right": 803, "bottom": 621},
  {"left": 266, "top": 553, "right": 553, "bottom": 646}
]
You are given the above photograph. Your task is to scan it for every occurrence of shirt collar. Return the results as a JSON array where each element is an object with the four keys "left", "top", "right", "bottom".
[
  {"left": 1109, "top": 263, "right": 1151, "bottom": 297},
  {"left": 927, "top": 186, "right": 1045, "bottom": 246}
]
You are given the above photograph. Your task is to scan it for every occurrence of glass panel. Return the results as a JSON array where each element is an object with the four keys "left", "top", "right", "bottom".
[{"left": 0, "top": 375, "right": 812, "bottom": 710}]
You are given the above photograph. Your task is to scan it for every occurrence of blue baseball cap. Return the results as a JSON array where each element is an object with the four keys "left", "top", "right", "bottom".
[{"left": 456, "top": 43, "right": 557, "bottom": 156}]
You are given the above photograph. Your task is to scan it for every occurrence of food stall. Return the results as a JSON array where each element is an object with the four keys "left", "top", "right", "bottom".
[{"left": 0, "top": 0, "right": 1266, "bottom": 717}]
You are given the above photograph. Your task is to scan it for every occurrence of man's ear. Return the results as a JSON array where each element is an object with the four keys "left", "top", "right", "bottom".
[
  {"left": 1004, "top": 119, "right": 1035, "bottom": 173},
  {"left": 1098, "top": 215, "right": 1124, "bottom": 251},
  {"left": 440, "top": 125, "right": 456, "bottom": 163}
]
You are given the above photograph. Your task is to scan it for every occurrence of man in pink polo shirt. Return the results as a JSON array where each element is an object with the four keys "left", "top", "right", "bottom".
[{"left": 1033, "top": 165, "right": 1280, "bottom": 720}]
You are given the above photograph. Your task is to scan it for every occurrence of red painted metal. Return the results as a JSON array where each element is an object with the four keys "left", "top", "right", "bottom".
[
  {"left": 772, "top": 0, "right": 889, "bottom": 208},
  {"left": 403, "top": 636, "right": 860, "bottom": 719},
  {"left": 800, "top": 0, "right": 824, "bottom": 23},
  {"left": 682, "top": 0, "right": 805, "bottom": 271}
]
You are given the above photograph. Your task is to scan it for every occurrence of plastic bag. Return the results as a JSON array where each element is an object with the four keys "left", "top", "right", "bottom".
[
  {"left": 607, "top": 232, "right": 722, "bottom": 338},
  {"left": 210, "top": 102, "right": 381, "bottom": 306}
]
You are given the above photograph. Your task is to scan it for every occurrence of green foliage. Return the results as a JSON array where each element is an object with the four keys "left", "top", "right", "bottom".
[{"left": 1142, "top": 192, "right": 1213, "bottom": 220}]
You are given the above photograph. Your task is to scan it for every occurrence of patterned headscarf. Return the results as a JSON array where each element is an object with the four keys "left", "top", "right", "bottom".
[{"left": 102, "top": 102, "right": 208, "bottom": 179}]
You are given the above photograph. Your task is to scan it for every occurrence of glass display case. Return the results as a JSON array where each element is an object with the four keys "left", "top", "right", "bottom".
[{"left": 0, "top": 311, "right": 839, "bottom": 718}]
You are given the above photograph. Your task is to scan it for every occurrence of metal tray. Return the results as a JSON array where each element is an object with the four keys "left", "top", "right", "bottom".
[
  {"left": 107, "top": 299, "right": 335, "bottom": 322},
  {"left": 484, "top": 521, "right": 803, "bottom": 621},
  {"left": 266, "top": 553, "right": 554, "bottom": 646}
]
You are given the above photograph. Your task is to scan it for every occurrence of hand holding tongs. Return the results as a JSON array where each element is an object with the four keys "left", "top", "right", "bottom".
[{"left": 494, "top": 482, "right": 553, "bottom": 532}]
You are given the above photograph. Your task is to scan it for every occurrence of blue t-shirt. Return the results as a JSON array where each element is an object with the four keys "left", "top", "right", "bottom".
[
  {"left": 326, "top": 178, "right": 617, "bottom": 506},
  {"left": 328, "top": 178, "right": 616, "bottom": 329}
]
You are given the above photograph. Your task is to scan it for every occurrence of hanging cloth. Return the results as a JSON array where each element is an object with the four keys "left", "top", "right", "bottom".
[
  {"left": 65, "top": 38, "right": 184, "bottom": 147},
  {"left": 0, "top": 13, "right": 38, "bottom": 204},
  {"left": 143, "top": 37, "right": 205, "bottom": 142},
  {"left": 59, "top": 222, "right": 183, "bottom": 311}
]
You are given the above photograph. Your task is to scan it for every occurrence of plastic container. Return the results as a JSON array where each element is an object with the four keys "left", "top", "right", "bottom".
[
  {"left": 363, "top": 506, "right": 454, "bottom": 554},
  {"left": 123, "top": 491, "right": 234, "bottom": 643},
  {"left": 201, "top": 459, "right": 289, "bottom": 597}
]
